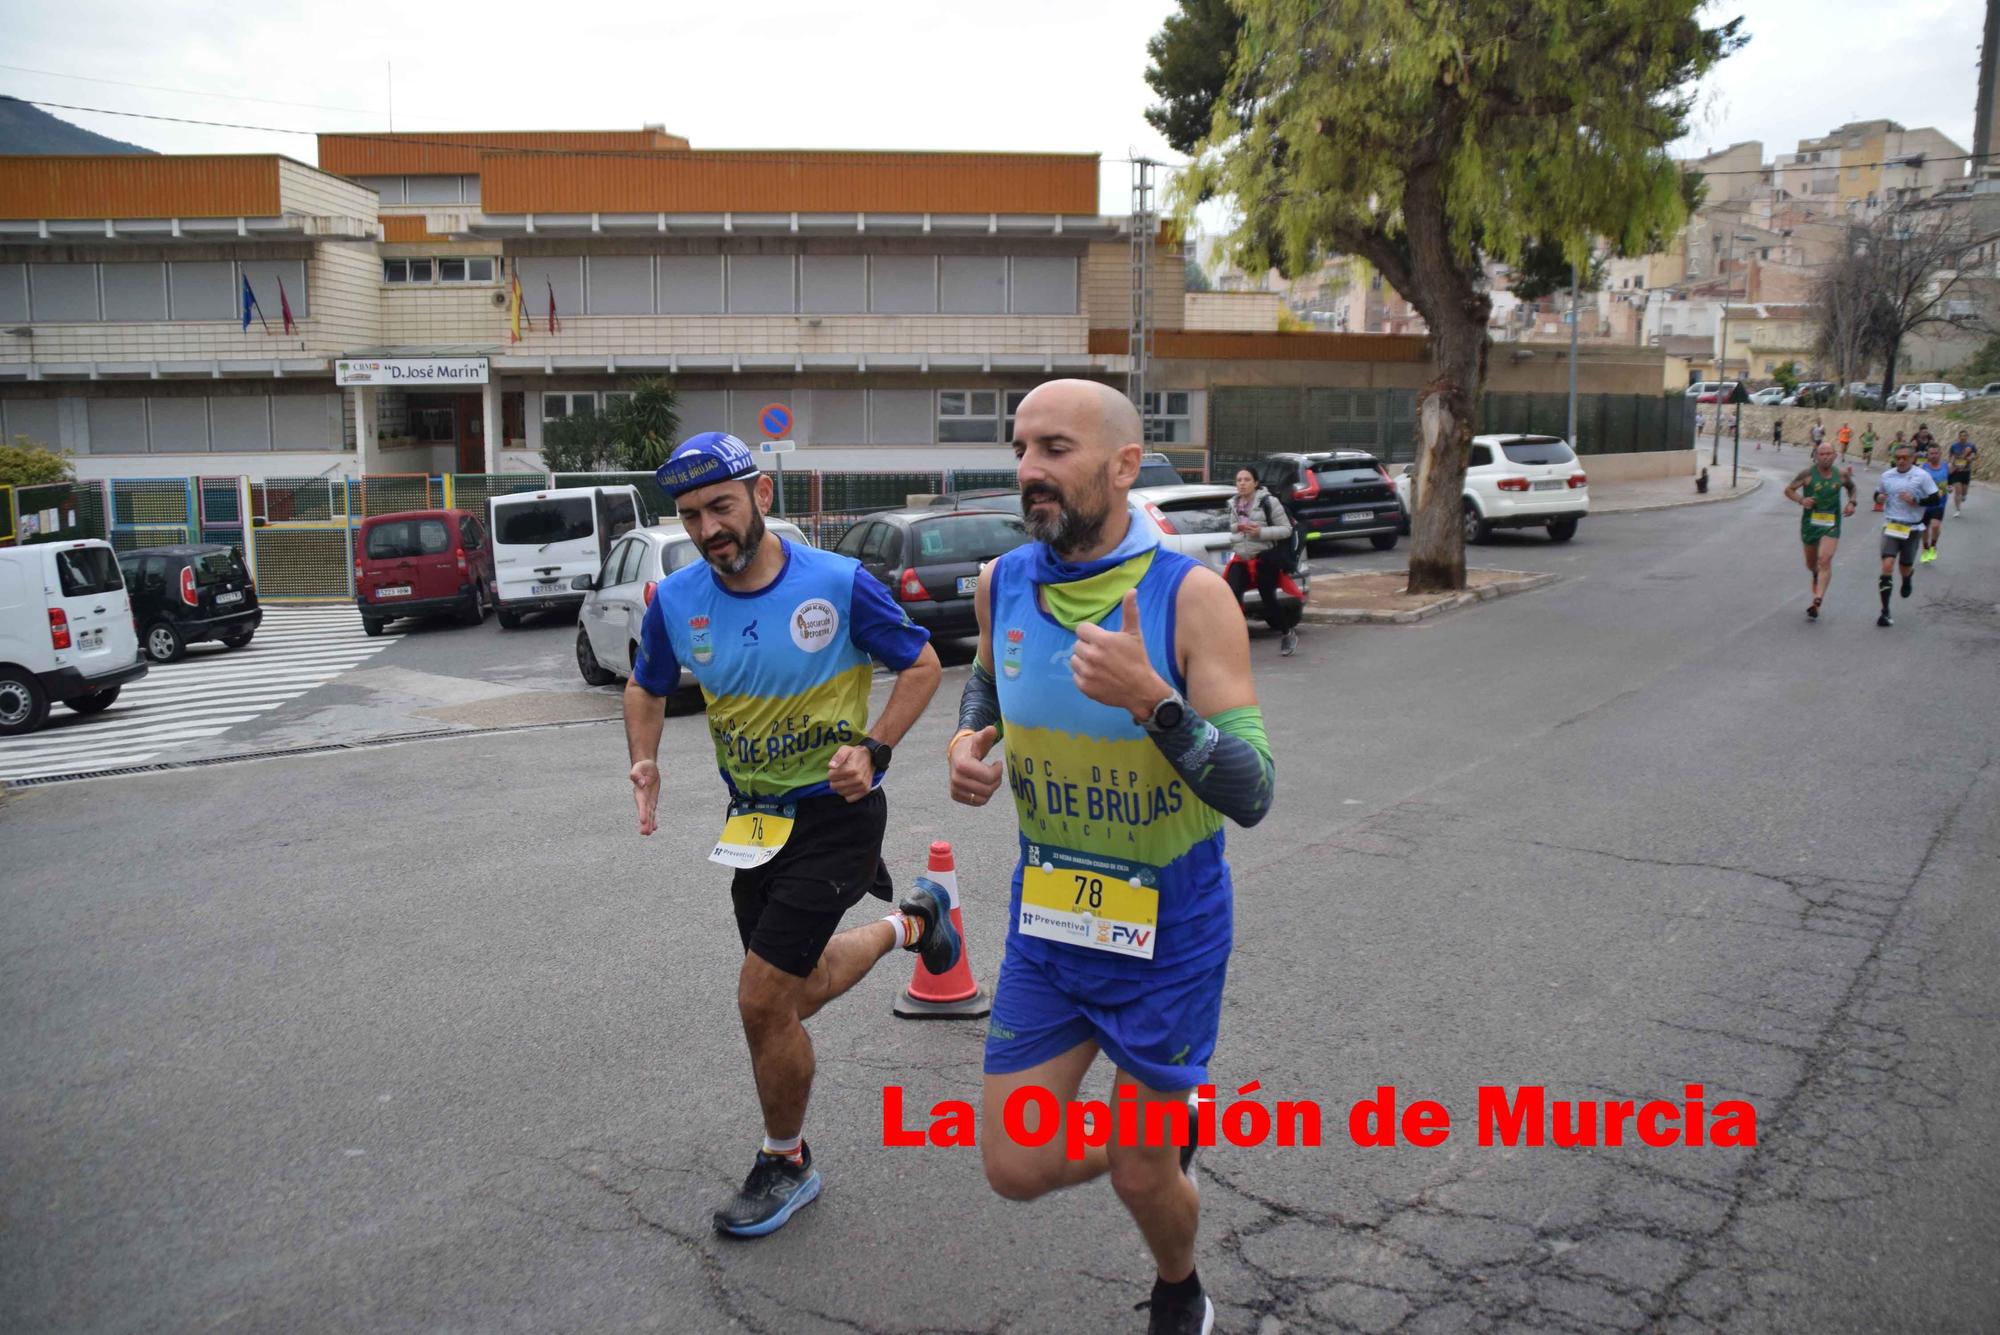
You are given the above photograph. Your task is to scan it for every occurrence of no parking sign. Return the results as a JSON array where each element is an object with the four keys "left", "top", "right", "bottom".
[{"left": 758, "top": 403, "right": 791, "bottom": 439}]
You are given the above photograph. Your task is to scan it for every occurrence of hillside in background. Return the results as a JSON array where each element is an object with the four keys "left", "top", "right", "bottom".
[{"left": 0, "top": 97, "right": 155, "bottom": 155}]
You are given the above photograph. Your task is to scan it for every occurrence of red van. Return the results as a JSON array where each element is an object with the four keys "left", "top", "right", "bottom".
[{"left": 353, "top": 509, "right": 495, "bottom": 636}]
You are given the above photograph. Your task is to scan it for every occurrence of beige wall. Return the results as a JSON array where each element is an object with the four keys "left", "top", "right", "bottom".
[
  {"left": 1184, "top": 291, "right": 1281, "bottom": 331},
  {"left": 1083, "top": 238, "right": 1185, "bottom": 331}
]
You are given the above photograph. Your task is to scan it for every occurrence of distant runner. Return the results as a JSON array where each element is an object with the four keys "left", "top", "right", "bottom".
[
  {"left": 1784, "top": 441, "right": 1858, "bottom": 620},
  {"left": 1769, "top": 416, "right": 1783, "bottom": 452},
  {"left": 1837, "top": 422, "right": 1853, "bottom": 459},
  {"left": 1948, "top": 429, "right": 1978, "bottom": 513},
  {"left": 1860, "top": 425, "right": 1877, "bottom": 468},
  {"left": 1876, "top": 442, "right": 1941, "bottom": 627},
  {"left": 1919, "top": 442, "right": 1950, "bottom": 564}
]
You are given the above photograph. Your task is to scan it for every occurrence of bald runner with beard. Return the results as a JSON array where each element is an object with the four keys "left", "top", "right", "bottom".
[{"left": 947, "top": 381, "right": 1276, "bottom": 1335}]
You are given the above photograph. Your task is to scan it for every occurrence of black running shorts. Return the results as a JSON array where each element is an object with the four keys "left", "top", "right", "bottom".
[
  {"left": 730, "top": 788, "right": 893, "bottom": 978},
  {"left": 1880, "top": 526, "right": 1923, "bottom": 564}
]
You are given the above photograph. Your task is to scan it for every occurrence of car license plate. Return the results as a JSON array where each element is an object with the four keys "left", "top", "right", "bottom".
[
  {"left": 376, "top": 585, "right": 412, "bottom": 599},
  {"left": 78, "top": 628, "right": 104, "bottom": 650},
  {"left": 1532, "top": 479, "right": 1564, "bottom": 491},
  {"left": 531, "top": 582, "right": 565, "bottom": 595},
  {"left": 1341, "top": 511, "right": 1373, "bottom": 524},
  {"left": 216, "top": 590, "right": 244, "bottom": 604},
  {"left": 956, "top": 575, "right": 977, "bottom": 596}
]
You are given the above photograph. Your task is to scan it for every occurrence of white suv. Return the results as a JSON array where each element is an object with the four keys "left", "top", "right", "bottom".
[
  {"left": 1394, "top": 434, "right": 1589, "bottom": 544},
  {"left": 573, "top": 518, "right": 808, "bottom": 686}
]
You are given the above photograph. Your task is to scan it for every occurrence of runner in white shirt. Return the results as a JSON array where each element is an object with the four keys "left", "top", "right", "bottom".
[{"left": 1875, "top": 442, "right": 1941, "bottom": 628}]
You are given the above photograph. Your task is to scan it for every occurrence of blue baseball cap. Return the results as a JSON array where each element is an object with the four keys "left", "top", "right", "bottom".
[{"left": 656, "top": 431, "right": 760, "bottom": 498}]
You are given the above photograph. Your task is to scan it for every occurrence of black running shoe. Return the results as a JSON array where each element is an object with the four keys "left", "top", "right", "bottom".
[
  {"left": 1139, "top": 1278, "right": 1215, "bottom": 1335},
  {"left": 898, "top": 877, "right": 962, "bottom": 975},
  {"left": 712, "top": 1143, "right": 821, "bottom": 1238},
  {"left": 1878, "top": 612, "right": 1893, "bottom": 627},
  {"left": 1807, "top": 600, "right": 1820, "bottom": 620},
  {"left": 1901, "top": 572, "right": 1914, "bottom": 598}
]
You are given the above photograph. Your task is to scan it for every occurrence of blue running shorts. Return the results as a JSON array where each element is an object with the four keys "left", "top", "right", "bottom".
[{"left": 983, "top": 947, "right": 1228, "bottom": 1093}]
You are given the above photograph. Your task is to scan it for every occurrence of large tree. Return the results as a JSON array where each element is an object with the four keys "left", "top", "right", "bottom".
[{"left": 1151, "top": 1, "right": 1741, "bottom": 591}]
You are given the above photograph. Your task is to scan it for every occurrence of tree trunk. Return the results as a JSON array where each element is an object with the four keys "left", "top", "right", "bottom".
[
  {"left": 1406, "top": 311, "right": 1489, "bottom": 594},
  {"left": 1880, "top": 334, "right": 1903, "bottom": 401}
]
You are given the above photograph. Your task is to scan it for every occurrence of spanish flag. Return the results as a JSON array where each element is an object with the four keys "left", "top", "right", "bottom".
[{"left": 509, "top": 264, "right": 524, "bottom": 344}]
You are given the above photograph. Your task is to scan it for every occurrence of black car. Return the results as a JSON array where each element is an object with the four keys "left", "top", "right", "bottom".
[
  {"left": 1250, "top": 451, "right": 1402, "bottom": 550},
  {"left": 116, "top": 544, "right": 262, "bottom": 662},
  {"left": 834, "top": 508, "right": 1033, "bottom": 640}
]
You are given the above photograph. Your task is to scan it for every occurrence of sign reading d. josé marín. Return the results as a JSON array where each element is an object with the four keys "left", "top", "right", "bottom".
[{"left": 335, "top": 357, "right": 490, "bottom": 387}]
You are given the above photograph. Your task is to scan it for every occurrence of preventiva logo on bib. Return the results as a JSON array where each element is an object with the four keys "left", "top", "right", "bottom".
[{"left": 791, "top": 598, "right": 838, "bottom": 652}]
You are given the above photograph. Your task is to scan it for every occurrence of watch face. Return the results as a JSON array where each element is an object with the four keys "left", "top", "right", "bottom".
[{"left": 1154, "top": 700, "right": 1185, "bottom": 730}]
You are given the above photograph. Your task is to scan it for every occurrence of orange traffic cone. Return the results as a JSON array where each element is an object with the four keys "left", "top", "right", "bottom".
[{"left": 893, "top": 840, "right": 990, "bottom": 1019}]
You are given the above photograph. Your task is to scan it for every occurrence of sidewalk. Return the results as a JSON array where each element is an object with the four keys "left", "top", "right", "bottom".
[{"left": 1591, "top": 463, "right": 1767, "bottom": 513}]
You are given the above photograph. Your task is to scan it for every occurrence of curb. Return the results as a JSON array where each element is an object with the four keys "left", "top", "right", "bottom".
[
  {"left": 1595, "top": 473, "right": 1766, "bottom": 514},
  {"left": 1301, "top": 570, "right": 1561, "bottom": 625}
]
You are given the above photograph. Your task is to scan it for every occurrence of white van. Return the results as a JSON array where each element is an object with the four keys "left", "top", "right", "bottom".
[
  {"left": 487, "top": 484, "right": 650, "bottom": 628},
  {"left": 0, "top": 539, "right": 148, "bottom": 736}
]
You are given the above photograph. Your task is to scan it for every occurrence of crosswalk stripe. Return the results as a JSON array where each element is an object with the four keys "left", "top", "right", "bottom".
[{"left": 0, "top": 605, "right": 409, "bottom": 778}]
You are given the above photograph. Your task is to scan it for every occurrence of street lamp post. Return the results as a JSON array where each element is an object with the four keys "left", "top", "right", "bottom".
[{"left": 1710, "top": 232, "right": 1759, "bottom": 467}]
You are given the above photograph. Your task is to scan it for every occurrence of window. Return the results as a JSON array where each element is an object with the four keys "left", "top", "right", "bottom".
[
  {"left": 1468, "top": 444, "right": 1494, "bottom": 468},
  {"left": 459, "top": 516, "right": 483, "bottom": 549},
  {"left": 191, "top": 549, "right": 244, "bottom": 585},
  {"left": 543, "top": 392, "right": 598, "bottom": 421},
  {"left": 615, "top": 538, "right": 648, "bottom": 586},
  {"left": 388, "top": 257, "right": 493, "bottom": 284},
  {"left": 597, "top": 490, "right": 638, "bottom": 541},
  {"left": 495, "top": 497, "right": 594, "bottom": 546},
  {"left": 910, "top": 514, "right": 1031, "bottom": 565},
  {"left": 838, "top": 521, "right": 877, "bottom": 560},
  {"left": 937, "top": 390, "right": 1001, "bottom": 443},
  {"left": 56, "top": 547, "right": 122, "bottom": 597},
  {"left": 1142, "top": 391, "right": 1192, "bottom": 444},
  {"left": 366, "top": 518, "right": 452, "bottom": 559},
  {"left": 1004, "top": 389, "right": 1029, "bottom": 442},
  {"left": 600, "top": 537, "right": 636, "bottom": 588},
  {"left": 602, "top": 391, "right": 634, "bottom": 415}
]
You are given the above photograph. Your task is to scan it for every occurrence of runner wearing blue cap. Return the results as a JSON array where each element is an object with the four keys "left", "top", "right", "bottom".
[{"left": 624, "top": 431, "right": 953, "bottom": 1238}]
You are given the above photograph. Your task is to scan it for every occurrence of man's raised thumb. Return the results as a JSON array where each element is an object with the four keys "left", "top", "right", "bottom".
[
  {"left": 1119, "top": 589, "right": 1143, "bottom": 636},
  {"left": 972, "top": 724, "right": 1000, "bottom": 759}
]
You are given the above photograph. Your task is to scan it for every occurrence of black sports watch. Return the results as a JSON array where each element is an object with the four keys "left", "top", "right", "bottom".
[
  {"left": 1139, "top": 691, "right": 1187, "bottom": 734},
  {"left": 861, "top": 736, "right": 893, "bottom": 774}
]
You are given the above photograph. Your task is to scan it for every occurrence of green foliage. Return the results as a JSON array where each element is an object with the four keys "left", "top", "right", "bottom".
[
  {"left": 1184, "top": 257, "right": 1213, "bottom": 292},
  {"left": 611, "top": 377, "right": 681, "bottom": 471},
  {"left": 1959, "top": 334, "right": 2000, "bottom": 382},
  {"left": 537, "top": 378, "right": 681, "bottom": 473},
  {"left": 1508, "top": 239, "right": 1606, "bottom": 304},
  {"left": 0, "top": 434, "right": 74, "bottom": 488},
  {"left": 538, "top": 413, "right": 616, "bottom": 473},
  {"left": 1143, "top": 0, "right": 1245, "bottom": 156},
  {"left": 1770, "top": 360, "right": 1801, "bottom": 394},
  {"left": 1174, "top": 1, "right": 1743, "bottom": 295}
]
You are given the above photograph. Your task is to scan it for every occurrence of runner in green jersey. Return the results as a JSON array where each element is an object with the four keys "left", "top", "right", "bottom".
[{"left": 1783, "top": 441, "right": 1858, "bottom": 620}]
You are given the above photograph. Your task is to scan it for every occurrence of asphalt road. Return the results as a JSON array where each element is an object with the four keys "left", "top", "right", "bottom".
[{"left": 4, "top": 472, "right": 1997, "bottom": 1334}]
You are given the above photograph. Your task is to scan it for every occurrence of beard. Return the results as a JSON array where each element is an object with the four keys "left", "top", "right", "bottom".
[
  {"left": 1021, "top": 468, "right": 1114, "bottom": 557},
  {"left": 702, "top": 507, "right": 767, "bottom": 575}
]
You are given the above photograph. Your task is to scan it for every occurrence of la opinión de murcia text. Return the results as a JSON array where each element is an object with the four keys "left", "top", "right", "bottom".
[{"left": 883, "top": 1083, "right": 1758, "bottom": 1159}]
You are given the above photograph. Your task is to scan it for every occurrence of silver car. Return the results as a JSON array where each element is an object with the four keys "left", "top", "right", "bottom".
[{"left": 573, "top": 518, "right": 809, "bottom": 686}]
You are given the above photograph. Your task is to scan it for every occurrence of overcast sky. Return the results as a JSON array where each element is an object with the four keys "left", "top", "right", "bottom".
[{"left": 0, "top": 0, "right": 1987, "bottom": 218}]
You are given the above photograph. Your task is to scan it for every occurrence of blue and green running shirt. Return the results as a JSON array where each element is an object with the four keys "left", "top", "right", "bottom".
[
  {"left": 989, "top": 542, "right": 1232, "bottom": 981},
  {"left": 632, "top": 538, "right": 929, "bottom": 803}
]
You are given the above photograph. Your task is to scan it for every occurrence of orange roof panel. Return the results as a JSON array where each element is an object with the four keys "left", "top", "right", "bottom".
[
  {"left": 476, "top": 149, "right": 1100, "bottom": 215},
  {"left": 318, "top": 130, "right": 689, "bottom": 176},
  {"left": 0, "top": 154, "right": 287, "bottom": 219}
]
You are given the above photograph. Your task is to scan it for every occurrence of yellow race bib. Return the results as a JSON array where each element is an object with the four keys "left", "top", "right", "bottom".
[
  {"left": 1884, "top": 522, "right": 1912, "bottom": 540},
  {"left": 1018, "top": 844, "right": 1159, "bottom": 959},
  {"left": 709, "top": 802, "right": 796, "bottom": 869},
  {"left": 1810, "top": 511, "right": 1837, "bottom": 526}
]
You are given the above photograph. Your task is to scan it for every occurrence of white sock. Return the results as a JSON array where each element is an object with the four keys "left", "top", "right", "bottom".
[
  {"left": 883, "top": 910, "right": 916, "bottom": 948},
  {"left": 761, "top": 1133, "right": 802, "bottom": 1159}
]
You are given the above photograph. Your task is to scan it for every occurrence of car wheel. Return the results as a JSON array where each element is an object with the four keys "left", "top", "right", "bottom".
[
  {"left": 1370, "top": 531, "right": 1399, "bottom": 551},
  {"left": 576, "top": 626, "right": 617, "bottom": 686},
  {"left": 497, "top": 608, "right": 522, "bottom": 629},
  {"left": 66, "top": 686, "right": 121, "bottom": 715},
  {"left": 362, "top": 617, "right": 385, "bottom": 638},
  {"left": 0, "top": 669, "right": 50, "bottom": 736},
  {"left": 1461, "top": 501, "right": 1492, "bottom": 544},
  {"left": 459, "top": 585, "right": 487, "bottom": 627},
  {"left": 220, "top": 631, "right": 254, "bottom": 649},
  {"left": 1547, "top": 519, "right": 1579, "bottom": 543},
  {"left": 144, "top": 621, "right": 186, "bottom": 663}
]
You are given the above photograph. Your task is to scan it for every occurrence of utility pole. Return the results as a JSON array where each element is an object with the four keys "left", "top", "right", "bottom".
[{"left": 1566, "top": 260, "right": 1580, "bottom": 446}]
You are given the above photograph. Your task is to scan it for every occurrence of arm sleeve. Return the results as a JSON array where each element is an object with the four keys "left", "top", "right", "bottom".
[
  {"left": 849, "top": 566, "right": 930, "bottom": 670},
  {"left": 957, "top": 660, "right": 1003, "bottom": 738},
  {"left": 1144, "top": 702, "right": 1276, "bottom": 828},
  {"left": 630, "top": 596, "right": 681, "bottom": 696}
]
